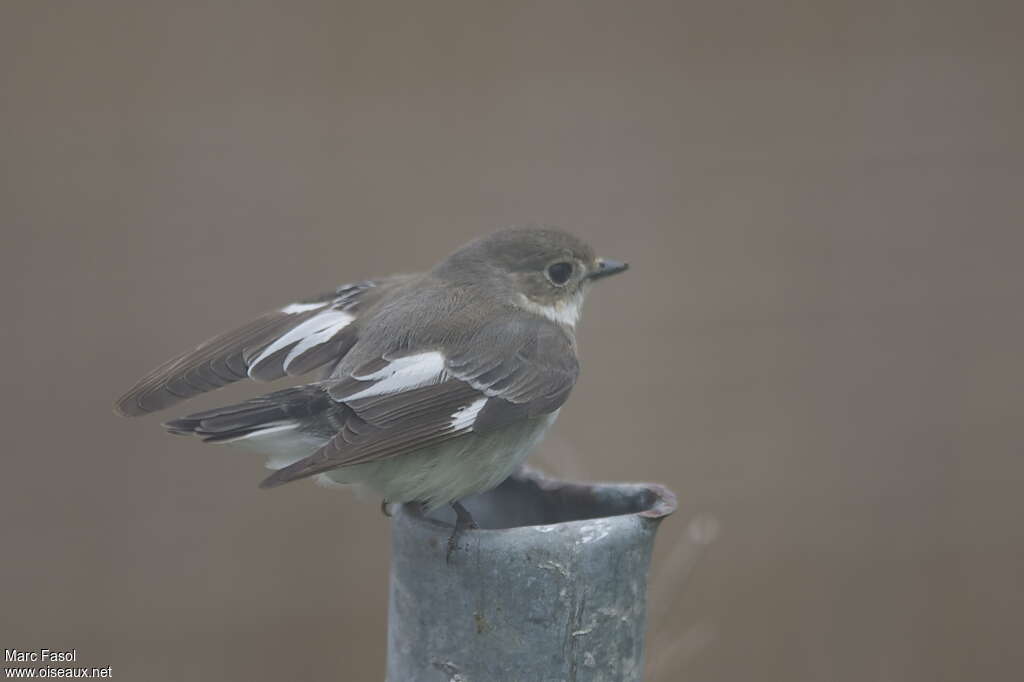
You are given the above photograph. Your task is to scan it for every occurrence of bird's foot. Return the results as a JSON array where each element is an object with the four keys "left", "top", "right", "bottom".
[{"left": 446, "top": 501, "right": 479, "bottom": 564}]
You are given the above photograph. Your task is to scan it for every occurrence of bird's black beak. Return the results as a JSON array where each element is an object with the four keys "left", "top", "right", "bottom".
[{"left": 588, "top": 258, "right": 629, "bottom": 281}]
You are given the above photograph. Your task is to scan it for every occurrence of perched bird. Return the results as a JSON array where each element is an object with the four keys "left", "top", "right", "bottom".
[{"left": 115, "top": 227, "right": 627, "bottom": 541}]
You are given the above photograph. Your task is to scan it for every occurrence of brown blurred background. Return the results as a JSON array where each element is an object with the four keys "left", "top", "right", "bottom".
[{"left": 2, "top": 1, "right": 1022, "bottom": 680}]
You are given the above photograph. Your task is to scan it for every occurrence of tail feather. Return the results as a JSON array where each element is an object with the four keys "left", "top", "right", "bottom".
[{"left": 163, "top": 385, "right": 337, "bottom": 475}]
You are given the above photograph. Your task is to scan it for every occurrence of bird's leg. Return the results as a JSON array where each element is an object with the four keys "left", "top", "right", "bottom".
[
  {"left": 446, "top": 500, "right": 479, "bottom": 563},
  {"left": 380, "top": 499, "right": 392, "bottom": 518}
]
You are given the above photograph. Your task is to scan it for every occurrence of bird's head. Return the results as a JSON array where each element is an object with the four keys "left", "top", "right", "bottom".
[{"left": 435, "top": 226, "right": 628, "bottom": 326}]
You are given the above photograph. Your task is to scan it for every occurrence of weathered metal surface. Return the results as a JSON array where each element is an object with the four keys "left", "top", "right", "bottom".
[{"left": 386, "top": 468, "right": 677, "bottom": 682}]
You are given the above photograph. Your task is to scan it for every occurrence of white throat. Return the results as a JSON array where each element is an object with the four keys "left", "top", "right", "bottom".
[{"left": 518, "top": 290, "right": 585, "bottom": 327}]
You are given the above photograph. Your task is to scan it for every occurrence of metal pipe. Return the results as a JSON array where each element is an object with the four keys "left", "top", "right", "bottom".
[{"left": 386, "top": 468, "right": 677, "bottom": 681}]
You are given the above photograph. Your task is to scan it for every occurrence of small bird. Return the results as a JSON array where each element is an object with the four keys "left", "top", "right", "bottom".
[{"left": 115, "top": 227, "right": 627, "bottom": 540}]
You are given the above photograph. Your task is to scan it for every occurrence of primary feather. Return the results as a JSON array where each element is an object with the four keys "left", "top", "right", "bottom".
[{"left": 114, "top": 278, "right": 405, "bottom": 416}]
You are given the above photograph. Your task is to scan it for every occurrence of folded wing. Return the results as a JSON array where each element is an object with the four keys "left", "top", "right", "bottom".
[
  {"left": 114, "top": 280, "right": 392, "bottom": 417},
  {"left": 259, "top": 315, "right": 579, "bottom": 487}
]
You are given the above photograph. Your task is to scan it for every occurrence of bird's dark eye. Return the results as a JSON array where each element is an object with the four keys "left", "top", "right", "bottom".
[{"left": 546, "top": 262, "right": 574, "bottom": 285}]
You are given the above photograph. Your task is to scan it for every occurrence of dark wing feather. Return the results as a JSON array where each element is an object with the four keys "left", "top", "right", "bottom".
[
  {"left": 446, "top": 316, "right": 579, "bottom": 431},
  {"left": 259, "top": 314, "right": 579, "bottom": 488},
  {"left": 114, "top": 280, "right": 390, "bottom": 417}
]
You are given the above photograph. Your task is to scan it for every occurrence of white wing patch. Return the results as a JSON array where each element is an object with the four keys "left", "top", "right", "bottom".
[
  {"left": 345, "top": 351, "right": 447, "bottom": 400},
  {"left": 280, "top": 302, "right": 328, "bottom": 314},
  {"left": 248, "top": 309, "right": 355, "bottom": 375},
  {"left": 450, "top": 397, "right": 488, "bottom": 430},
  {"left": 280, "top": 311, "right": 355, "bottom": 368}
]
